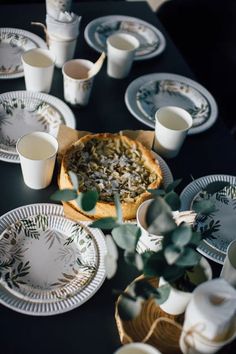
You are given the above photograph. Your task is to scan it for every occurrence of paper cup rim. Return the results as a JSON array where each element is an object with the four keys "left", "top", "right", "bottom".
[
  {"left": 62, "top": 59, "right": 94, "bottom": 82},
  {"left": 16, "top": 131, "right": 58, "bottom": 161},
  {"left": 107, "top": 33, "right": 140, "bottom": 52},
  {"left": 155, "top": 106, "right": 193, "bottom": 133},
  {"left": 21, "top": 48, "right": 56, "bottom": 67}
]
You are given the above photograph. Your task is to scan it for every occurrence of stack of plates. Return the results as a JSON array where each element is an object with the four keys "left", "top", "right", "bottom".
[
  {"left": 0, "top": 91, "right": 75, "bottom": 163},
  {"left": 0, "top": 203, "right": 106, "bottom": 315},
  {"left": 180, "top": 175, "right": 236, "bottom": 264},
  {"left": 125, "top": 73, "right": 218, "bottom": 134}
]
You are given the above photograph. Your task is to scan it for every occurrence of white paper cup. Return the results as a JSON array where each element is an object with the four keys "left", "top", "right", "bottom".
[
  {"left": 107, "top": 33, "right": 139, "bottom": 79},
  {"left": 220, "top": 239, "right": 236, "bottom": 287},
  {"left": 16, "top": 132, "right": 58, "bottom": 190},
  {"left": 46, "top": 0, "right": 72, "bottom": 18},
  {"left": 114, "top": 343, "right": 162, "bottom": 354},
  {"left": 136, "top": 199, "right": 163, "bottom": 253},
  {"left": 21, "top": 48, "right": 55, "bottom": 93},
  {"left": 153, "top": 106, "right": 193, "bottom": 158},
  {"left": 62, "top": 59, "right": 94, "bottom": 106},
  {"left": 48, "top": 34, "right": 77, "bottom": 68}
]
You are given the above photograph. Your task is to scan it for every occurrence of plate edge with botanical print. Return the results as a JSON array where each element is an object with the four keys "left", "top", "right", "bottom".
[
  {"left": 84, "top": 15, "right": 166, "bottom": 61},
  {"left": 180, "top": 174, "right": 236, "bottom": 264},
  {"left": 125, "top": 73, "right": 218, "bottom": 135},
  {"left": 0, "top": 28, "right": 47, "bottom": 79},
  {"left": 0, "top": 214, "right": 99, "bottom": 303},
  {"left": 0, "top": 203, "right": 106, "bottom": 316},
  {"left": 0, "top": 90, "right": 75, "bottom": 163}
]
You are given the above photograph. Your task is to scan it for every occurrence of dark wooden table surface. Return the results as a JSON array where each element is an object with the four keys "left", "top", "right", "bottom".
[{"left": 0, "top": 1, "right": 235, "bottom": 353}]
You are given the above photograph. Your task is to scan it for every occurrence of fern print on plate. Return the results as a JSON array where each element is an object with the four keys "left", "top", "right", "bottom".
[
  {"left": 180, "top": 174, "right": 236, "bottom": 264},
  {"left": 0, "top": 28, "right": 47, "bottom": 79},
  {"left": 0, "top": 214, "right": 98, "bottom": 302},
  {"left": 0, "top": 91, "right": 75, "bottom": 163},
  {"left": 125, "top": 73, "right": 218, "bottom": 135},
  {"left": 192, "top": 184, "right": 236, "bottom": 253}
]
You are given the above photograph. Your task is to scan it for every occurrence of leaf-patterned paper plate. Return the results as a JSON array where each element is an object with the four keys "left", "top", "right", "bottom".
[
  {"left": 0, "top": 28, "right": 47, "bottom": 79},
  {"left": 180, "top": 175, "right": 236, "bottom": 264},
  {"left": 125, "top": 73, "right": 218, "bottom": 134},
  {"left": 0, "top": 204, "right": 106, "bottom": 315},
  {"left": 0, "top": 91, "right": 75, "bottom": 163},
  {"left": 84, "top": 15, "right": 166, "bottom": 60}
]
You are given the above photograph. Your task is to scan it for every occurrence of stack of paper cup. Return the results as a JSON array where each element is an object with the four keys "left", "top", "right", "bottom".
[
  {"left": 46, "top": 12, "right": 81, "bottom": 68},
  {"left": 179, "top": 278, "right": 236, "bottom": 354},
  {"left": 46, "top": 0, "right": 72, "bottom": 19}
]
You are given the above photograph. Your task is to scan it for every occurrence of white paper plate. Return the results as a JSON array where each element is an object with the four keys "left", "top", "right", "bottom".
[
  {"left": 125, "top": 73, "right": 218, "bottom": 134},
  {"left": 0, "top": 28, "right": 47, "bottom": 79},
  {"left": 84, "top": 15, "right": 166, "bottom": 60},
  {"left": 0, "top": 91, "right": 75, "bottom": 163},
  {"left": 180, "top": 175, "right": 236, "bottom": 264},
  {"left": 0, "top": 204, "right": 106, "bottom": 316}
]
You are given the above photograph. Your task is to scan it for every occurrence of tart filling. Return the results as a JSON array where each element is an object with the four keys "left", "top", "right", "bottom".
[{"left": 60, "top": 133, "right": 163, "bottom": 219}]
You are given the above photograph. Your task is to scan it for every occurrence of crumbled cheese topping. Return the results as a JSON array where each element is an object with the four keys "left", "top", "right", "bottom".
[{"left": 67, "top": 137, "right": 158, "bottom": 202}]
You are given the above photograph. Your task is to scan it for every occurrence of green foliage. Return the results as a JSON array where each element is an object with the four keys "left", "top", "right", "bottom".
[
  {"left": 51, "top": 178, "right": 221, "bottom": 320},
  {"left": 76, "top": 190, "right": 99, "bottom": 212},
  {"left": 51, "top": 188, "right": 78, "bottom": 202}
]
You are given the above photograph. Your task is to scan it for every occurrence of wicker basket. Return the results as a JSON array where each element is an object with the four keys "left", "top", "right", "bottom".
[{"left": 115, "top": 276, "right": 184, "bottom": 354}]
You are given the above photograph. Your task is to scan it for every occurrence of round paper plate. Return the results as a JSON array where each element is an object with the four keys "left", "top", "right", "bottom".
[
  {"left": 0, "top": 204, "right": 106, "bottom": 316},
  {"left": 125, "top": 73, "right": 218, "bottom": 134},
  {"left": 0, "top": 91, "right": 75, "bottom": 163},
  {"left": 84, "top": 15, "right": 166, "bottom": 61},
  {"left": 0, "top": 28, "right": 47, "bottom": 79}
]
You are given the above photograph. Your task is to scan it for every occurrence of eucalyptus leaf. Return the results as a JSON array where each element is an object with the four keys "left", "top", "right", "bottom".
[
  {"left": 203, "top": 181, "right": 230, "bottom": 195},
  {"left": 112, "top": 224, "right": 141, "bottom": 251},
  {"left": 192, "top": 199, "right": 216, "bottom": 215},
  {"left": 76, "top": 190, "right": 99, "bottom": 212},
  {"left": 50, "top": 188, "right": 77, "bottom": 202},
  {"left": 161, "top": 265, "right": 185, "bottom": 283},
  {"left": 146, "top": 197, "right": 172, "bottom": 226},
  {"left": 134, "top": 280, "right": 158, "bottom": 300},
  {"left": 68, "top": 171, "right": 79, "bottom": 190},
  {"left": 189, "top": 231, "right": 202, "bottom": 246},
  {"left": 171, "top": 224, "right": 192, "bottom": 247},
  {"left": 165, "top": 179, "right": 182, "bottom": 193},
  {"left": 124, "top": 251, "right": 143, "bottom": 271},
  {"left": 104, "top": 254, "right": 117, "bottom": 279},
  {"left": 148, "top": 212, "right": 177, "bottom": 235},
  {"left": 90, "top": 217, "right": 119, "bottom": 230},
  {"left": 164, "top": 191, "right": 181, "bottom": 210},
  {"left": 114, "top": 194, "right": 123, "bottom": 223},
  {"left": 154, "top": 284, "right": 171, "bottom": 305},
  {"left": 117, "top": 294, "right": 143, "bottom": 320},
  {"left": 143, "top": 252, "right": 166, "bottom": 277},
  {"left": 164, "top": 244, "right": 183, "bottom": 265},
  {"left": 175, "top": 247, "right": 201, "bottom": 267},
  {"left": 147, "top": 189, "right": 165, "bottom": 197}
]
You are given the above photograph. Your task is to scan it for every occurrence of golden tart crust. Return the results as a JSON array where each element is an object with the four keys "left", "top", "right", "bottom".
[{"left": 59, "top": 133, "right": 163, "bottom": 220}]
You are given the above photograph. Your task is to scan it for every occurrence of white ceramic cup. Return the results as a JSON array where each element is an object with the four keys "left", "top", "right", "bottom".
[
  {"left": 48, "top": 34, "right": 77, "bottom": 68},
  {"left": 16, "top": 131, "right": 58, "bottom": 190},
  {"left": 106, "top": 33, "right": 139, "bottom": 79},
  {"left": 62, "top": 59, "right": 94, "bottom": 106},
  {"left": 46, "top": 0, "right": 72, "bottom": 18},
  {"left": 153, "top": 106, "right": 193, "bottom": 159},
  {"left": 220, "top": 239, "right": 236, "bottom": 288},
  {"left": 136, "top": 199, "right": 163, "bottom": 253},
  {"left": 21, "top": 48, "right": 55, "bottom": 93},
  {"left": 114, "top": 343, "right": 162, "bottom": 354}
]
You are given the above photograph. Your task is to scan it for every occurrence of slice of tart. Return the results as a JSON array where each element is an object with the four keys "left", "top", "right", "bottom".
[{"left": 59, "top": 133, "right": 163, "bottom": 220}]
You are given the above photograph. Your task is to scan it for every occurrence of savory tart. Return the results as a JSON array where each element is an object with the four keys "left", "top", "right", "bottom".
[{"left": 59, "top": 133, "right": 163, "bottom": 220}]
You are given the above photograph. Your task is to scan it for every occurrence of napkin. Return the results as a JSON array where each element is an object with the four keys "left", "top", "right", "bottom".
[
  {"left": 180, "top": 279, "right": 236, "bottom": 353},
  {"left": 56, "top": 125, "right": 155, "bottom": 222},
  {"left": 46, "top": 12, "right": 81, "bottom": 40}
]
